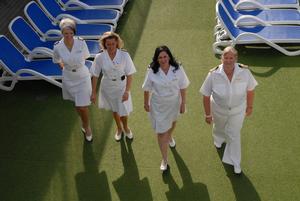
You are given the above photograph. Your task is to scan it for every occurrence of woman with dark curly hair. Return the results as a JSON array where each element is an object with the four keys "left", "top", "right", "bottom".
[{"left": 142, "top": 45, "right": 190, "bottom": 171}]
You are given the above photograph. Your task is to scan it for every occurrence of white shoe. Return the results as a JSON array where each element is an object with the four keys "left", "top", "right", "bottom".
[
  {"left": 214, "top": 141, "right": 222, "bottom": 149},
  {"left": 234, "top": 165, "right": 242, "bottom": 174},
  {"left": 85, "top": 134, "right": 93, "bottom": 142},
  {"left": 124, "top": 129, "right": 133, "bottom": 139},
  {"left": 160, "top": 160, "right": 168, "bottom": 171},
  {"left": 114, "top": 131, "right": 123, "bottom": 141},
  {"left": 169, "top": 138, "right": 176, "bottom": 148},
  {"left": 81, "top": 128, "right": 93, "bottom": 142}
]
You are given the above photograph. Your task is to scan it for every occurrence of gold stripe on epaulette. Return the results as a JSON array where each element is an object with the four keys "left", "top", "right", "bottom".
[
  {"left": 238, "top": 63, "right": 248, "bottom": 68},
  {"left": 209, "top": 66, "right": 219, "bottom": 72}
]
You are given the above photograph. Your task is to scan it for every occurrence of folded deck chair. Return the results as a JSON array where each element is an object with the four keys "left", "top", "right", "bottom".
[
  {"left": 9, "top": 16, "right": 101, "bottom": 59},
  {"left": 0, "top": 35, "right": 93, "bottom": 91},
  {"left": 37, "top": 0, "right": 120, "bottom": 27},
  {"left": 213, "top": 2, "right": 300, "bottom": 56},
  {"left": 221, "top": 0, "right": 300, "bottom": 27},
  {"left": 24, "top": 1, "right": 114, "bottom": 41},
  {"left": 58, "top": 0, "right": 128, "bottom": 14},
  {"left": 231, "top": 0, "right": 300, "bottom": 10},
  {"left": 0, "top": 35, "right": 62, "bottom": 91}
]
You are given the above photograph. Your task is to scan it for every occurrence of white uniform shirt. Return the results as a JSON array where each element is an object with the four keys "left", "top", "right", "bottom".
[
  {"left": 90, "top": 49, "right": 136, "bottom": 80},
  {"left": 53, "top": 37, "right": 90, "bottom": 80},
  {"left": 200, "top": 63, "right": 258, "bottom": 113},
  {"left": 90, "top": 49, "right": 136, "bottom": 113},
  {"left": 142, "top": 65, "right": 190, "bottom": 97}
]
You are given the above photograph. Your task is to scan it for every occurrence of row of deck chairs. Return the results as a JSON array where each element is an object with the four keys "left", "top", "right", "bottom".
[
  {"left": 213, "top": 0, "right": 300, "bottom": 56},
  {"left": 0, "top": 0, "right": 129, "bottom": 91}
]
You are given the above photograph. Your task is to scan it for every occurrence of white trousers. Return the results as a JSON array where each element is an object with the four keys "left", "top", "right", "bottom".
[{"left": 212, "top": 110, "right": 245, "bottom": 167}]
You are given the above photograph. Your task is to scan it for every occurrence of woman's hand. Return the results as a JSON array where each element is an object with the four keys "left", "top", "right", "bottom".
[
  {"left": 91, "top": 92, "right": 97, "bottom": 104},
  {"left": 144, "top": 104, "right": 150, "bottom": 112},
  {"left": 205, "top": 116, "right": 213, "bottom": 124},
  {"left": 180, "top": 103, "right": 186, "bottom": 114},
  {"left": 245, "top": 106, "right": 253, "bottom": 116},
  {"left": 122, "top": 91, "right": 129, "bottom": 102}
]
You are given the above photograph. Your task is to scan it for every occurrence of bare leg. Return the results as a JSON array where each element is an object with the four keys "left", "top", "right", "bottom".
[
  {"left": 113, "top": 112, "right": 123, "bottom": 135},
  {"left": 157, "top": 131, "right": 171, "bottom": 162},
  {"left": 76, "top": 106, "right": 91, "bottom": 136},
  {"left": 169, "top": 121, "right": 176, "bottom": 141},
  {"left": 120, "top": 116, "right": 130, "bottom": 133}
]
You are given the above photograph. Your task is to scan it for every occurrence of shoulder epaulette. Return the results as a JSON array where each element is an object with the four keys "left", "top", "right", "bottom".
[
  {"left": 238, "top": 63, "right": 248, "bottom": 68},
  {"left": 209, "top": 66, "right": 219, "bottom": 72},
  {"left": 76, "top": 36, "right": 84, "bottom": 41},
  {"left": 54, "top": 40, "right": 60, "bottom": 45},
  {"left": 120, "top": 48, "right": 128, "bottom": 52},
  {"left": 99, "top": 49, "right": 104, "bottom": 53}
]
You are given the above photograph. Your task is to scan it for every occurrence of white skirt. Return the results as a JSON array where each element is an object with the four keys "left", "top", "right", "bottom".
[
  {"left": 98, "top": 79, "right": 133, "bottom": 116},
  {"left": 150, "top": 94, "right": 180, "bottom": 133},
  {"left": 62, "top": 75, "right": 92, "bottom": 107}
]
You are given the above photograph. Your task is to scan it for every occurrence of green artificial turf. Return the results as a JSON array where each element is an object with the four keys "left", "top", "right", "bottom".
[{"left": 1, "top": 0, "right": 300, "bottom": 200}]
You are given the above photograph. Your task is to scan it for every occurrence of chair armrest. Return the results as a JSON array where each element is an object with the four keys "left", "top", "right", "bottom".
[
  {"left": 29, "top": 47, "right": 53, "bottom": 60},
  {"left": 235, "top": 0, "right": 265, "bottom": 10},
  {"left": 235, "top": 15, "right": 268, "bottom": 27},
  {"left": 64, "top": 0, "right": 93, "bottom": 10}
]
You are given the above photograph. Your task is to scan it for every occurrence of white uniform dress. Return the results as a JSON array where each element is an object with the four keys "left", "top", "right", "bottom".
[
  {"left": 200, "top": 63, "right": 258, "bottom": 167},
  {"left": 90, "top": 49, "right": 136, "bottom": 116},
  {"left": 142, "top": 66, "right": 190, "bottom": 134},
  {"left": 53, "top": 37, "right": 91, "bottom": 107}
]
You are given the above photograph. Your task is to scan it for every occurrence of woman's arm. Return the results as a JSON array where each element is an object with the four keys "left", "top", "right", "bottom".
[
  {"left": 203, "top": 95, "right": 212, "bottom": 124},
  {"left": 91, "top": 76, "right": 98, "bottom": 104},
  {"left": 180, "top": 88, "right": 186, "bottom": 113},
  {"left": 144, "top": 91, "right": 150, "bottom": 112},
  {"left": 246, "top": 90, "right": 255, "bottom": 116},
  {"left": 122, "top": 74, "right": 132, "bottom": 102}
]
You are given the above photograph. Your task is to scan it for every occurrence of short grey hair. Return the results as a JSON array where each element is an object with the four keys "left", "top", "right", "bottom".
[
  {"left": 59, "top": 18, "right": 76, "bottom": 34},
  {"left": 222, "top": 46, "right": 238, "bottom": 57}
]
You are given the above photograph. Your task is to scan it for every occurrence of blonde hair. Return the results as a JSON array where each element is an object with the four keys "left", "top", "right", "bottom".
[
  {"left": 222, "top": 46, "right": 238, "bottom": 57},
  {"left": 99, "top": 32, "right": 124, "bottom": 49},
  {"left": 59, "top": 18, "right": 76, "bottom": 34}
]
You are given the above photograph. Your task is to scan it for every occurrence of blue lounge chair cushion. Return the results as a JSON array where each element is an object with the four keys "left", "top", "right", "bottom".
[
  {"left": 9, "top": 17, "right": 101, "bottom": 58},
  {"left": 231, "top": 0, "right": 299, "bottom": 9},
  {"left": 38, "top": 0, "right": 120, "bottom": 26},
  {"left": 25, "top": 1, "right": 113, "bottom": 40},
  {"left": 222, "top": 0, "right": 300, "bottom": 26}
]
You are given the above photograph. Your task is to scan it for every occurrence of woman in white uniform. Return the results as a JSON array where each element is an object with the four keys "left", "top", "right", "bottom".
[
  {"left": 90, "top": 32, "right": 136, "bottom": 141},
  {"left": 53, "top": 18, "right": 93, "bottom": 142},
  {"left": 200, "top": 46, "right": 258, "bottom": 174},
  {"left": 142, "top": 45, "right": 190, "bottom": 171}
]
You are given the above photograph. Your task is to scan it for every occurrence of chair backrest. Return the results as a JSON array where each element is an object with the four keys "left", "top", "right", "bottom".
[
  {"left": 223, "top": 0, "right": 264, "bottom": 20},
  {"left": 217, "top": 2, "right": 265, "bottom": 38},
  {"left": 37, "top": 0, "right": 63, "bottom": 20},
  {"left": 59, "top": 0, "right": 123, "bottom": 6},
  {"left": 0, "top": 35, "right": 26, "bottom": 74},
  {"left": 218, "top": 3, "right": 240, "bottom": 38},
  {"left": 9, "top": 16, "right": 54, "bottom": 53},
  {"left": 24, "top": 1, "right": 59, "bottom": 36}
]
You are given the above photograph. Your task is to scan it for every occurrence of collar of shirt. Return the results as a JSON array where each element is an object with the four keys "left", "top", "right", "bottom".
[
  {"left": 158, "top": 65, "right": 176, "bottom": 77},
  {"left": 216, "top": 63, "right": 243, "bottom": 80},
  {"left": 104, "top": 49, "right": 122, "bottom": 66}
]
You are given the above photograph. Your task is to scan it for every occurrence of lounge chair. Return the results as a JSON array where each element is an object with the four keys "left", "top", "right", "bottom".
[
  {"left": 230, "top": 0, "right": 300, "bottom": 10},
  {"left": 24, "top": 1, "right": 114, "bottom": 41},
  {"left": 58, "top": 0, "right": 128, "bottom": 14},
  {"left": 213, "top": 1, "right": 300, "bottom": 56},
  {"left": 221, "top": 0, "right": 300, "bottom": 27},
  {"left": 9, "top": 16, "right": 101, "bottom": 59},
  {"left": 37, "top": 0, "right": 120, "bottom": 27},
  {"left": 0, "top": 35, "right": 62, "bottom": 91}
]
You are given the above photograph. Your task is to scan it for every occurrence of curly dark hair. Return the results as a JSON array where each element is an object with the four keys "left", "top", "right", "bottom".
[{"left": 149, "top": 45, "right": 179, "bottom": 74}]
